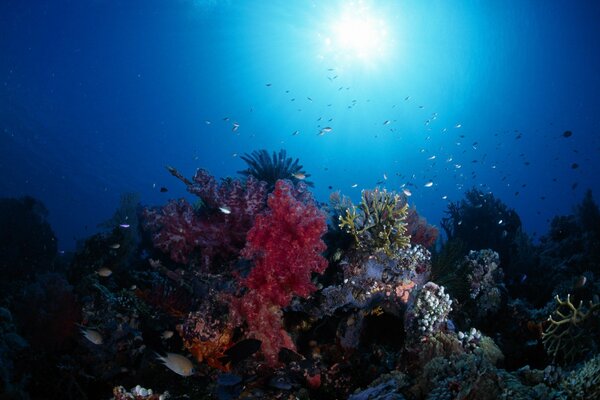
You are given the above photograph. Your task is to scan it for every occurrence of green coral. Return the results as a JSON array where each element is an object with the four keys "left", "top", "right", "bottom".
[{"left": 338, "top": 188, "right": 410, "bottom": 259}]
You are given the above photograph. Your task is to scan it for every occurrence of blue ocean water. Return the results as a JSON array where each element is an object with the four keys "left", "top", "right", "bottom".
[{"left": 1, "top": 0, "right": 599, "bottom": 251}]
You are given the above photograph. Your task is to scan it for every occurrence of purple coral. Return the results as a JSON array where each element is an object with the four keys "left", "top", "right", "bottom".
[{"left": 143, "top": 169, "right": 267, "bottom": 271}]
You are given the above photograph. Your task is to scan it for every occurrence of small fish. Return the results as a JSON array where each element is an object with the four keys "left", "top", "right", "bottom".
[
  {"left": 519, "top": 274, "right": 527, "bottom": 284},
  {"left": 292, "top": 172, "right": 306, "bottom": 180},
  {"left": 383, "top": 173, "right": 387, "bottom": 180},
  {"left": 562, "top": 130, "right": 573, "bottom": 138},
  {"left": 321, "top": 126, "right": 333, "bottom": 133},
  {"left": 571, "top": 163, "right": 579, "bottom": 169},
  {"left": 424, "top": 181, "right": 433, "bottom": 187},
  {"left": 204, "top": 120, "right": 211, "bottom": 125},
  {"left": 498, "top": 219, "right": 503, "bottom": 225},
  {"left": 156, "top": 352, "right": 195, "bottom": 377},
  {"left": 427, "top": 155, "right": 436, "bottom": 160},
  {"left": 81, "top": 328, "right": 103, "bottom": 345},
  {"left": 265, "top": 83, "right": 272, "bottom": 86},
  {"left": 442, "top": 195, "right": 448, "bottom": 200},
  {"left": 219, "top": 206, "right": 231, "bottom": 214},
  {"left": 351, "top": 183, "right": 358, "bottom": 188},
  {"left": 160, "top": 187, "right": 168, "bottom": 193},
  {"left": 110, "top": 243, "right": 121, "bottom": 249},
  {"left": 307, "top": 97, "right": 313, "bottom": 101},
  {"left": 96, "top": 267, "right": 112, "bottom": 277},
  {"left": 161, "top": 330, "right": 174, "bottom": 340},
  {"left": 455, "top": 124, "right": 462, "bottom": 128},
  {"left": 292, "top": 130, "right": 300, "bottom": 136},
  {"left": 574, "top": 275, "right": 587, "bottom": 288},
  {"left": 402, "top": 188, "right": 412, "bottom": 197},
  {"left": 383, "top": 120, "right": 391, "bottom": 125},
  {"left": 119, "top": 224, "right": 130, "bottom": 228},
  {"left": 232, "top": 122, "right": 240, "bottom": 132}
]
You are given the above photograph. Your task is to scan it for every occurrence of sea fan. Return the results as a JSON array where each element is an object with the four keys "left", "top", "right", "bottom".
[{"left": 238, "top": 149, "right": 313, "bottom": 189}]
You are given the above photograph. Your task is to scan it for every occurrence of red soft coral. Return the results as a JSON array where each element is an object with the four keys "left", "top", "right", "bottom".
[
  {"left": 406, "top": 207, "right": 439, "bottom": 248},
  {"left": 231, "top": 180, "right": 328, "bottom": 365}
]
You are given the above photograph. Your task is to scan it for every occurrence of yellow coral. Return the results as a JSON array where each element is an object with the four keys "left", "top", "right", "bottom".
[
  {"left": 339, "top": 188, "right": 410, "bottom": 259},
  {"left": 542, "top": 294, "right": 600, "bottom": 364}
]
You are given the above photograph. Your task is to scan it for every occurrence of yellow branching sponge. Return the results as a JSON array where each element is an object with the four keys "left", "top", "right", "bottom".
[
  {"left": 542, "top": 294, "right": 600, "bottom": 364},
  {"left": 339, "top": 188, "right": 410, "bottom": 259}
]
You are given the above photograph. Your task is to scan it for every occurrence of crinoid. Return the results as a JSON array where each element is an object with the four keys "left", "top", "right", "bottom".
[{"left": 238, "top": 149, "right": 313, "bottom": 189}]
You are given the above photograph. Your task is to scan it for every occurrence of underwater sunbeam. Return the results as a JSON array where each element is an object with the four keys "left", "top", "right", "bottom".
[{"left": 323, "top": 3, "right": 390, "bottom": 64}]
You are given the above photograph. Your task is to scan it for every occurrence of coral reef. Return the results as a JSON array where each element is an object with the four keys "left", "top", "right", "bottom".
[
  {"left": 5, "top": 164, "right": 600, "bottom": 400},
  {"left": 339, "top": 188, "right": 410, "bottom": 259},
  {"left": 238, "top": 149, "right": 313, "bottom": 189}
]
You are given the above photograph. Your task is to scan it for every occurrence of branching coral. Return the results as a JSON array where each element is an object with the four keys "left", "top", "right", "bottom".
[
  {"left": 238, "top": 149, "right": 313, "bottom": 189},
  {"left": 542, "top": 294, "right": 600, "bottom": 364},
  {"left": 230, "top": 179, "right": 328, "bottom": 365},
  {"left": 339, "top": 188, "right": 410, "bottom": 259}
]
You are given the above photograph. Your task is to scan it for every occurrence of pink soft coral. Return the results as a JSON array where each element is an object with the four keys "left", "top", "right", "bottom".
[
  {"left": 143, "top": 170, "right": 267, "bottom": 270},
  {"left": 143, "top": 199, "right": 202, "bottom": 265},
  {"left": 231, "top": 180, "right": 328, "bottom": 365}
]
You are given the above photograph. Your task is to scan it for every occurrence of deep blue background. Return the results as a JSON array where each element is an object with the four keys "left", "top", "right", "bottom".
[{"left": 1, "top": 0, "right": 599, "bottom": 250}]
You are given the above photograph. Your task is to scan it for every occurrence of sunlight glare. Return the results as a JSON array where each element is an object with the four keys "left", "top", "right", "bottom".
[{"left": 324, "top": 3, "right": 390, "bottom": 64}]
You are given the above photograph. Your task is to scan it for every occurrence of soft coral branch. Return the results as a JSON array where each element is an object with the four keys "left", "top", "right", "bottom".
[
  {"left": 143, "top": 169, "right": 267, "bottom": 270},
  {"left": 231, "top": 180, "right": 328, "bottom": 365}
]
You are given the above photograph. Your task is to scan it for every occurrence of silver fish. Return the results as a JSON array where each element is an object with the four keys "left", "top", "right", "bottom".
[
  {"left": 81, "top": 328, "right": 103, "bottom": 345},
  {"left": 156, "top": 352, "right": 195, "bottom": 376}
]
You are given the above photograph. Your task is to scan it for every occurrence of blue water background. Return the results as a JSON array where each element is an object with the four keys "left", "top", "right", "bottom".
[{"left": 1, "top": 0, "right": 599, "bottom": 250}]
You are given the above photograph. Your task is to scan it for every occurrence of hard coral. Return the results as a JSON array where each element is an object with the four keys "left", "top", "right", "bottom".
[
  {"left": 406, "top": 282, "right": 452, "bottom": 339},
  {"left": 339, "top": 188, "right": 410, "bottom": 259},
  {"left": 231, "top": 180, "right": 328, "bottom": 365}
]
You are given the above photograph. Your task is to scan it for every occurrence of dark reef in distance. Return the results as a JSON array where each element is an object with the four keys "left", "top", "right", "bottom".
[{"left": 1, "top": 151, "right": 599, "bottom": 400}]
